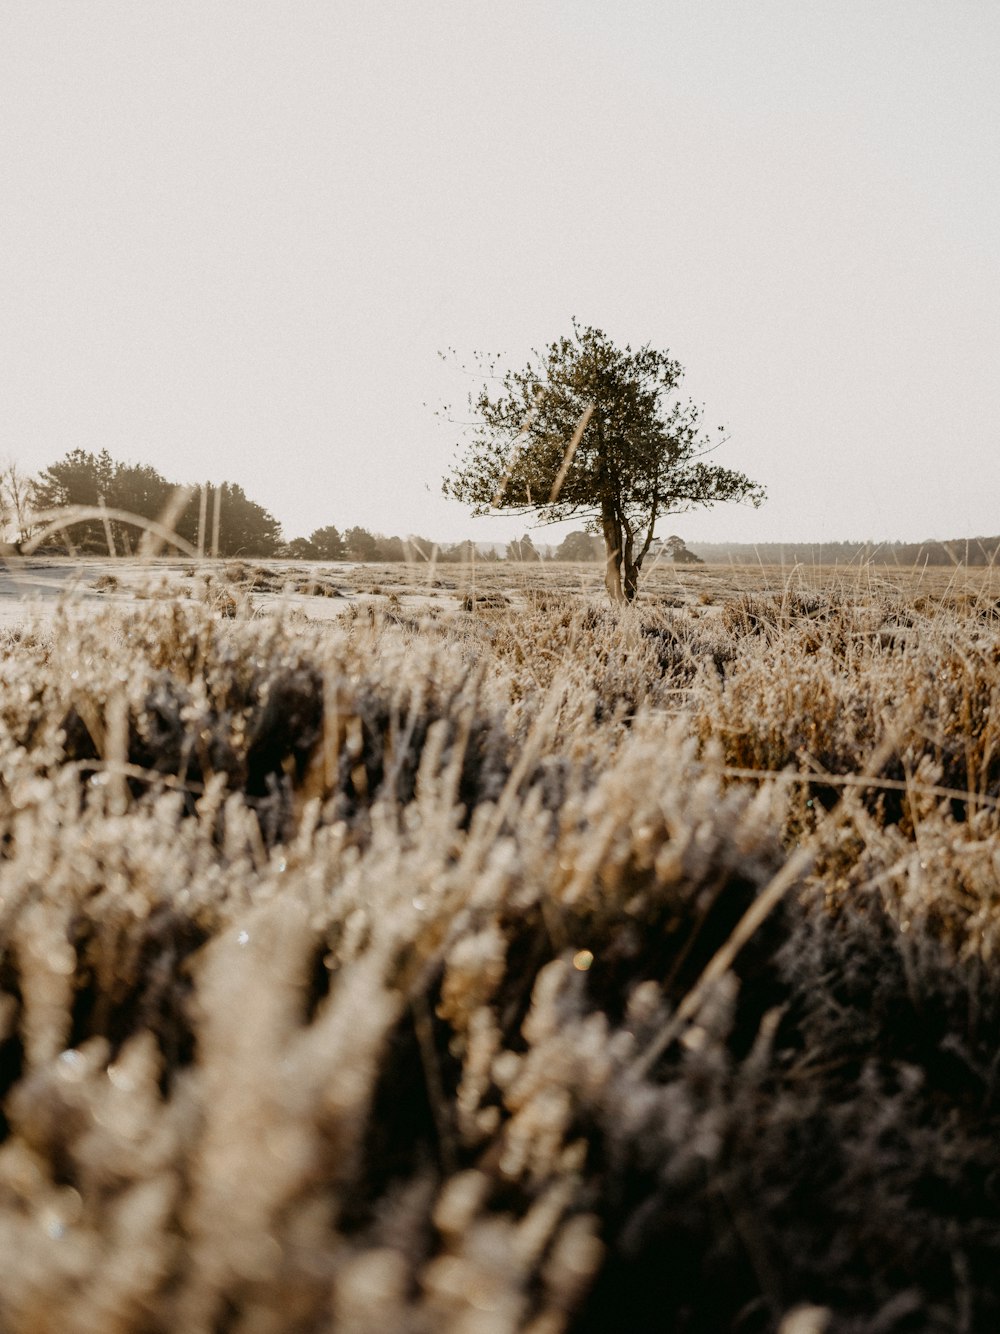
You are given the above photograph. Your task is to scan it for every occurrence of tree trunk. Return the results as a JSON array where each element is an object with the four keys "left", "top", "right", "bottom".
[
  {"left": 602, "top": 511, "right": 623, "bottom": 603},
  {"left": 621, "top": 525, "right": 640, "bottom": 602},
  {"left": 601, "top": 512, "right": 640, "bottom": 604}
]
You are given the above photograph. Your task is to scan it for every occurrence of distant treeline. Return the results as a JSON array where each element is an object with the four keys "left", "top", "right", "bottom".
[
  {"left": 0, "top": 452, "right": 604, "bottom": 563},
  {"left": 12, "top": 450, "right": 283, "bottom": 558},
  {"left": 688, "top": 539, "right": 1000, "bottom": 568},
  {"left": 6, "top": 451, "right": 998, "bottom": 566},
  {"left": 3, "top": 452, "right": 605, "bottom": 561}
]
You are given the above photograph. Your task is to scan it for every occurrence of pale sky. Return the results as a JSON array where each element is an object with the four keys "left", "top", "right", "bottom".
[{"left": 2, "top": 2, "right": 998, "bottom": 546}]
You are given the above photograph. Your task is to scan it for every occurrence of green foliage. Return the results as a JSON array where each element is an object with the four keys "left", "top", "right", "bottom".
[
  {"left": 443, "top": 322, "right": 765, "bottom": 600},
  {"left": 330, "top": 530, "right": 407, "bottom": 563},
  {"left": 436, "top": 540, "right": 477, "bottom": 563},
  {"left": 32, "top": 447, "right": 114, "bottom": 513},
  {"left": 30, "top": 451, "right": 283, "bottom": 557},
  {"left": 505, "top": 533, "right": 541, "bottom": 562},
  {"left": 662, "top": 533, "right": 704, "bottom": 564},
  {"left": 343, "top": 525, "right": 380, "bottom": 562},
  {"left": 555, "top": 530, "right": 603, "bottom": 561},
  {"left": 177, "top": 482, "right": 283, "bottom": 558},
  {"left": 376, "top": 534, "right": 407, "bottom": 562},
  {"left": 31, "top": 448, "right": 118, "bottom": 551},
  {"left": 308, "top": 525, "right": 346, "bottom": 561},
  {"left": 285, "top": 536, "right": 319, "bottom": 559}
]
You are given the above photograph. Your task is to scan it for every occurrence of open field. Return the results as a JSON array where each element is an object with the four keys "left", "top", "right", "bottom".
[
  {"left": 3, "top": 554, "right": 998, "bottom": 625},
  {"left": 2, "top": 559, "right": 1000, "bottom": 1332}
]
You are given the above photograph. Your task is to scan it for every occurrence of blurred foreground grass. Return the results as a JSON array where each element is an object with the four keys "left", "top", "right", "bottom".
[{"left": 1, "top": 562, "right": 1000, "bottom": 1333}]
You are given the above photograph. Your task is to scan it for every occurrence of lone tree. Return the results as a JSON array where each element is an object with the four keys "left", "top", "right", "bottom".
[
  {"left": 442, "top": 323, "right": 765, "bottom": 602},
  {"left": 662, "top": 534, "right": 704, "bottom": 565},
  {"left": 555, "top": 529, "right": 603, "bottom": 562}
]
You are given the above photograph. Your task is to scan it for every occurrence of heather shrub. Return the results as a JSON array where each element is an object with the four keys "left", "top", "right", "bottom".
[{"left": 0, "top": 572, "right": 999, "bottom": 1332}]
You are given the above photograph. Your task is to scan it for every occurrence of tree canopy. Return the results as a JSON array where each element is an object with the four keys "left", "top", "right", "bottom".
[
  {"left": 343, "top": 526, "right": 381, "bottom": 562},
  {"left": 182, "top": 482, "right": 282, "bottom": 558},
  {"left": 290, "top": 525, "right": 346, "bottom": 561},
  {"left": 554, "top": 530, "right": 604, "bottom": 562},
  {"left": 662, "top": 534, "right": 704, "bottom": 565},
  {"left": 30, "top": 450, "right": 282, "bottom": 557},
  {"left": 443, "top": 323, "right": 765, "bottom": 601},
  {"left": 506, "top": 533, "right": 540, "bottom": 562}
]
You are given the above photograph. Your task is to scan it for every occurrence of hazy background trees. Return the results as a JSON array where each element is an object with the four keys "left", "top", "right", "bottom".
[
  {"left": 26, "top": 450, "right": 282, "bottom": 556},
  {"left": 341, "top": 526, "right": 379, "bottom": 562},
  {"left": 661, "top": 534, "right": 704, "bottom": 564},
  {"left": 31, "top": 448, "right": 118, "bottom": 551},
  {"left": 0, "top": 460, "right": 34, "bottom": 545},
  {"left": 178, "top": 483, "right": 282, "bottom": 558},
  {"left": 13, "top": 448, "right": 999, "bottom": 568},
  {"left": 553, "top": 530, "right": 603, "bottom": 562},
  {"left": 686, "top": 538, "right": 1000, "bottom": 568},
  {"left": 505, "top": 534, "right": 541, "bottom": 562},
  {"left": 286, "top": 526, "right": 346, "bottom": 561}
]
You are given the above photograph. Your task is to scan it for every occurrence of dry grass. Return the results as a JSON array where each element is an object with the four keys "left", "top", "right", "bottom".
[{"left": 1, "top": 561, "right": 1000, "bottom": 1332}]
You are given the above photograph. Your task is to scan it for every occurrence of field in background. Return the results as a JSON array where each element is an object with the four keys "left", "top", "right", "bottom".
[
  {"left": 2, "top": 558, "right": 1000, "bottom": 1331},
  {"left": 4, "top": 553, "right": 999, "bottom": 622}
]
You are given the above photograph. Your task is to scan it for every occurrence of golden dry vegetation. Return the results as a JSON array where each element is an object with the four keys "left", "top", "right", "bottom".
[{"left": 1, "top": 558, "right": 1000, "bottom": 1333}]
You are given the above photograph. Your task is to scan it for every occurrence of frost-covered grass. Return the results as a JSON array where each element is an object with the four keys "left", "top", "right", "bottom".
[{"left": 1, "top": 567, "right": 1000, "bottom": 1332}]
